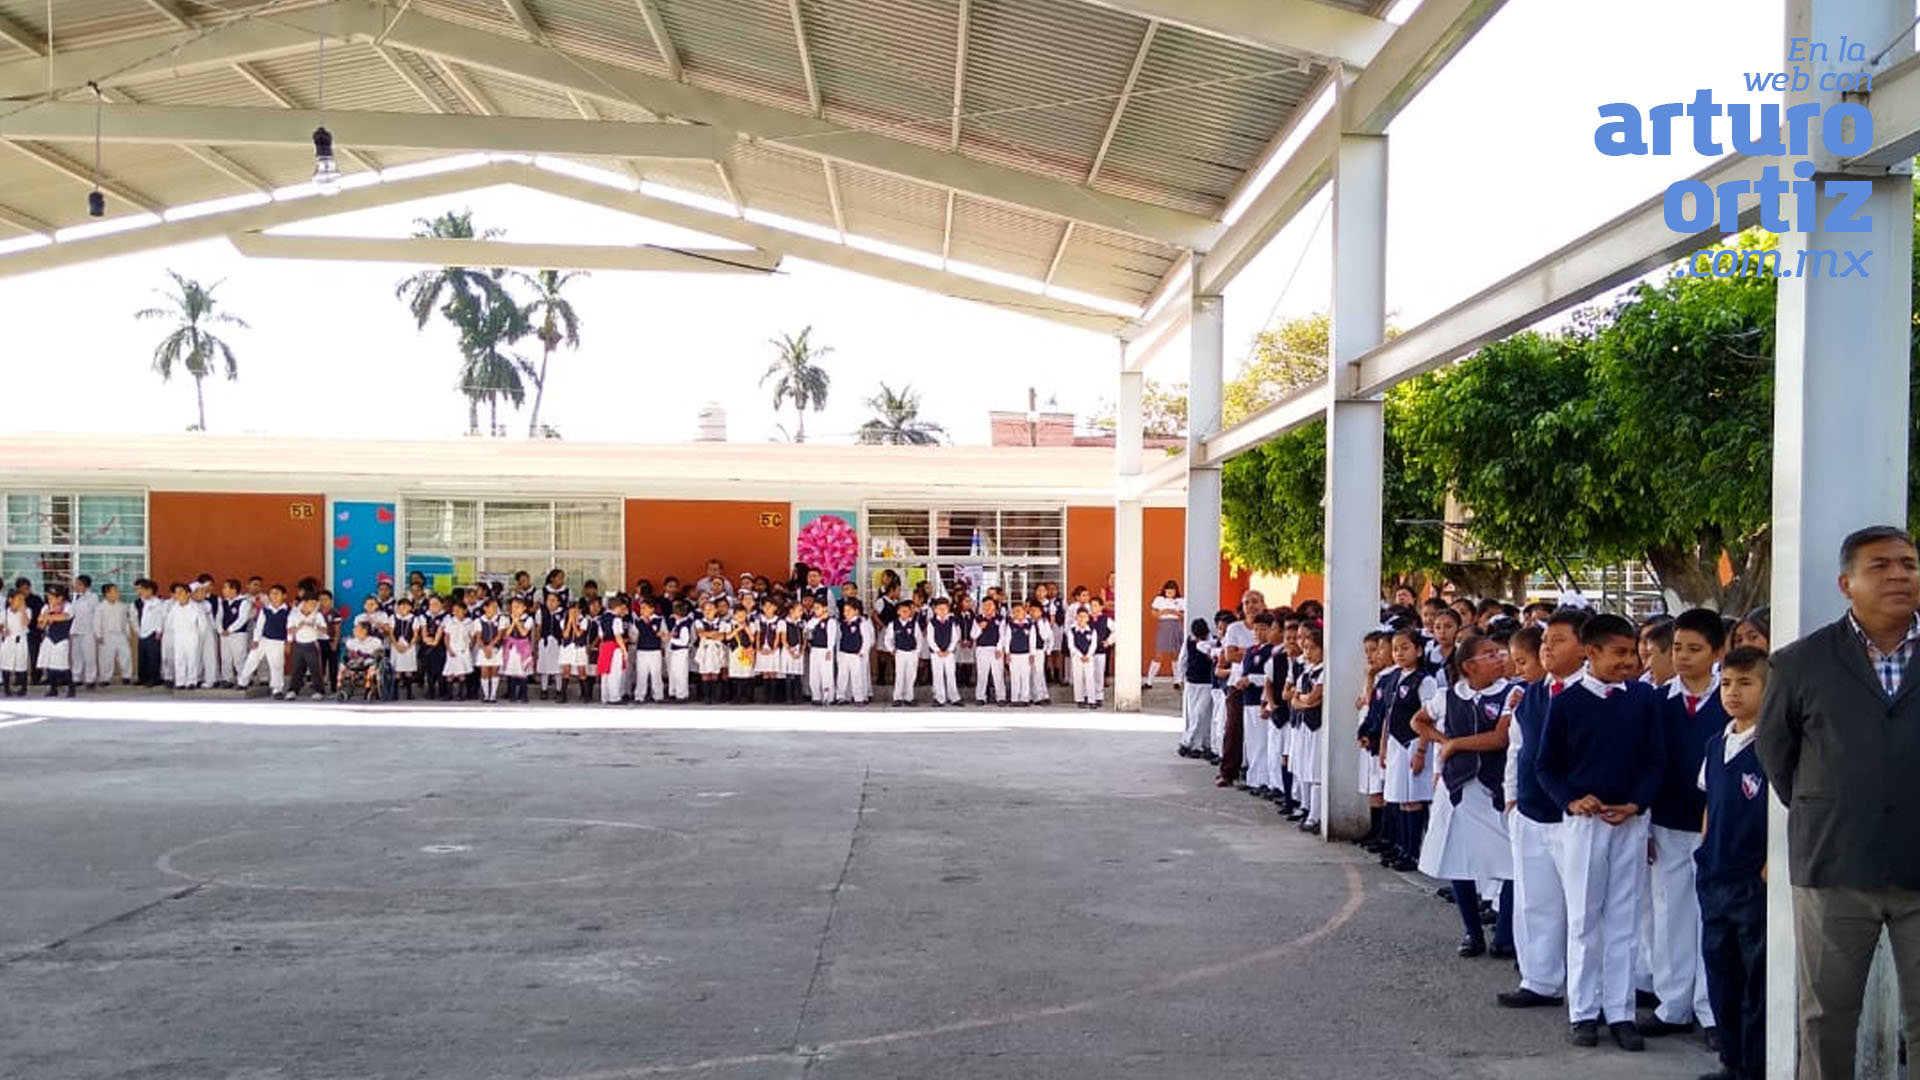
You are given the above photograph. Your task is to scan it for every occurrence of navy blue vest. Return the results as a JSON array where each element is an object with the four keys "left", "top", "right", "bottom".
[
  {"left": 975, "top": 616, "right": 1002, "bottom": 648},
  {"left": 837, "top": 616, "right": 864, "bottom": 654},
  {"left": 1291, "top": 665, "right": 1323, "bottom": 732},
  {"left": 1511, "top": 680, "right": 1562, "bottom": 824},
  {"left": 1070, "top": 627, "right": 1096, "bottom": 655},
  {"left": 1009, "top": 621, "right": 1034, "bottom": 654},
  {"left": 892, "top": 622, "right": 918, "bottom": 651},
  {"left": 1696, "top": 731, "right": 1767, "bottom": 888},
  {"left": 928, "top": 617, "right": 957, "bottom": 652},
  {"left": 808, "top": 619, "right": 830, "bottom": 649},
  {"left": 1384, "top": 668, "right": 1426, "bottom": 746},
  {"left": 1440, "top": 683, "right": 1511, "bottom": 807},
  {"left": 1358, "top": 669, "right": 1392, "bottom": 743},
  {"left": 1182, "top": 639, "right": 1213, "bottom": 684},
  {"left": 634, "top": 615, "right": 664, "bottom": 651},
  {"left": 259, "top": 605, "right": 290, "bottom": 642},
  {"left": 1653, "top": 684, "right": 1729, "bottom": 831}
]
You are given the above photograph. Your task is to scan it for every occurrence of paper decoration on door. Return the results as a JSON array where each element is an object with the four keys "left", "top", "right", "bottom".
[
  {"left": 794, "top": 509, "right": 858, "bottom": 585},
  {"left": 331, "top": 500, "right": 397, "bottom": 600}
]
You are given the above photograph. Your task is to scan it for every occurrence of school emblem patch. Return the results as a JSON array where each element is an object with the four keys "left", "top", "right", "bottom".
[
  {"left": 1741, "top": 773, "right": 1763, "bottom": 800},
  {"left": 1398, "top": 685, "right": 1410, "bottom": 698},
  {"left": 1484, "top": 703, "right": 1500, "bottom": 719}
]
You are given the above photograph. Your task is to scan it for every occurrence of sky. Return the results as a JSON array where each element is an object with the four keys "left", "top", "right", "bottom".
[{"left": 0, "top": 0, "right": 1788, "bottom": 445}]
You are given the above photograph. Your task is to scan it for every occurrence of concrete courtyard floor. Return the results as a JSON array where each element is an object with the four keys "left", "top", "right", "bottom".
[{"left": 0, "top": 690, "right": 1722, "bottom": 1079}]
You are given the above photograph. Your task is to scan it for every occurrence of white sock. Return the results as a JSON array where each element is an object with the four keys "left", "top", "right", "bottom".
[{"left": 1145, "top": 660, "right": 1161, "bottom": 687}]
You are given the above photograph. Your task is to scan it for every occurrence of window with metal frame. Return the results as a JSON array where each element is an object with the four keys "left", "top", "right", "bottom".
[
  {"left": 1, "top": 492, "right": 147, "bottom": 592},
  {"left": 863, "top": 506, "right": 1065, "bottom": 603},
  {"left": 403, "top": 498, "right": 622, "bottom": 595}
]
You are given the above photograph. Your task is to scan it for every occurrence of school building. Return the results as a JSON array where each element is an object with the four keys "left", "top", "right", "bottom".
[{"left": 1, "top": 433, "right": 1250, "bottom": 631}]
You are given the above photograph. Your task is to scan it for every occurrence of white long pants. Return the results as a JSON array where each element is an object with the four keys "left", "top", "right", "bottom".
[
  {"left": 929, "top": 654, "right": 960, "bottom": 704},
  {"left": 1094, "top": 652, "right": 1107, "bottom": 688},
  {"left": 1648, "top": 823, "right": 1714, "bottom": 1026},
  {"left": 633, "top": 650, "right": 665, "bottom": 702},
  {"left": 1009, "top": 651, "right": 1035, "bottom": 703},
  {"left": 1181, "top": 683, "right": 1214, "bottom": 749},
  {"left": 220, "top": 632, "right": 250, "bottom": 685},
  {"left": 600, "top": 650, "right": 627, "bottom": 703},
  {"left": 167, "top": 633, "right": 203, "bottom": 689},
  {"left": 809, "top": 650, "right": 836, "bottom": 702},
  {"left": 1210, "top": 688, "right": 1227, "bottom": 752},
  {"left": 892, "top": 653, "right": 917, "bottom": 702},
  {"left": 1511, "top": 812, "right": 1568, "bottom": 999},
  {"left": 1070, "top": 654, "right": 1098, "bottom": 703},
  {"left": 667, "top": 650, "right": 691, "bottom": 699},
  {"left": 1243, "top": 702, "right": 1270, "bottom": 787},
  {"left": 834, "top": 652, "right": 866, "bottom": 703},
  {"left": 1560, "top": 813, "right": 1651, "bottom": 1024},
  {"left": 239, "top": 639, "right": 286, "bottom": 692},
  {"left": 98, "top": 633, "right": 133, "bottom": 683},
  {"left": 975, "top": 648, "right": 1005, "bottom": 702},
  {"left": 197, "top": 628, "right": 217, "bottom": 689},
  {"left": 1028, "top": 653, "right": 1047, "bottom": 701},
  {"left": 70, "top": 631, "right": 97, "bottom": 683}
]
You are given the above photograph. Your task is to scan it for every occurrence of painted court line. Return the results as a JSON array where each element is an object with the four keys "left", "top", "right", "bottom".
[{"left": 0, "top": 717, "right": 45, "bottom": 730}]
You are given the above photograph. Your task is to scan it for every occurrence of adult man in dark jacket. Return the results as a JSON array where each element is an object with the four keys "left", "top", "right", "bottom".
[{"left": 1756, "top": 525, "right": 1920, "bottom": 1079}]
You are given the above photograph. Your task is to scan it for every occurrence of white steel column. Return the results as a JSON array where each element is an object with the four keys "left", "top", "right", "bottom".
[
  {"left": 1186, "top": 274, "right": 1225, "bottom": 628},
  {"left": 1769, "top": 0, "right": 1914, "bottom": 1074},
  {"left": 1320, "top": 129, "right": 1388, "bottom": 842},
  {"left": 1115, "top": 353, "right": 1146, "bottom": 712}
]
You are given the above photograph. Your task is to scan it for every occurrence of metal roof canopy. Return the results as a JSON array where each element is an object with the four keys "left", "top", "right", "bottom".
[{"left": 0, "top": 0, "right": 1449, "bottom": 333}]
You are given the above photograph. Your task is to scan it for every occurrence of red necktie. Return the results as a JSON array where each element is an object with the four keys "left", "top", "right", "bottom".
[
  {"left": 1549, "top": 682, "right": 1565, "bottom": 697},
  {"left": 1607, "top": 687, "right": 1620, "bottom": 699},
  {"left": 1685, "top": 695, "right": 1700, "bottom": 715}
]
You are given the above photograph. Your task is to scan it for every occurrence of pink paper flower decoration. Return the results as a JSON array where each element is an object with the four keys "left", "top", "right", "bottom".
[{"left": 796, "top": 514, "right": 858, "bottom": 584}]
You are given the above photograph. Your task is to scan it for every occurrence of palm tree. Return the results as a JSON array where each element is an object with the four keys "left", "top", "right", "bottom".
[
  {"left": 857, "top": 383, "right": 946, "bottom": 446},
  {"left": 456, "top": 292, "right": 532, "bottom": 436},
  {"left": 518, "top": 268, "right": 584, "bottom": 437},
  {"left": 135, "top": 271, "right": 248, "bottom": 432},
  {"left": 761, "top": 327, "right": 832, "bottom": 443},
  {"left": 394, "top": 210, "right": 516, "bottom": 434}
]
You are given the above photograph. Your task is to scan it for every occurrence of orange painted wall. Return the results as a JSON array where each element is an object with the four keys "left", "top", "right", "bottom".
[
  {"left": 148, "top": 491, "right": 325, "bottom": 589},
  {"left": 625, "top": 499, "right": 792, "bottom": 588},
  {"left": 1065, "top": 506, "right": 1249, "bottom": 670}
]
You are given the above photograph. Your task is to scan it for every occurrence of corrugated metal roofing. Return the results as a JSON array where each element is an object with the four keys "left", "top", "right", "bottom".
[{"left": 0, "top": 0, "right": 1377, "bottom": 312}]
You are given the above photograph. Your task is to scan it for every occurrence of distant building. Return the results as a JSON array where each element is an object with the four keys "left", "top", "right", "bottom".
[{"left": 987, "top": 410, "right": 1185, "bottom": 451}]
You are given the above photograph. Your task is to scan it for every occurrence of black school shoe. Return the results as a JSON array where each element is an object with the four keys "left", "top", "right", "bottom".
[
  {"left": 1496, "top": 988, "right": 1563, "bottom": 1009},
  {"left": 1457, "top": 938, "right": 1486, "bottom": 958},
  {"left": 1638, "top": 1016, "right": 1696, "bottom": 1037},
  {"left": 1702, "top": 1027, "right": 1721, "bottom": 1053},
  {"left": 1610, "top": 1021, "right": 1645, "bottom": 1052},
  {"left": 1570, "top": 1021, "right": 1600, "bottom": 1047}
]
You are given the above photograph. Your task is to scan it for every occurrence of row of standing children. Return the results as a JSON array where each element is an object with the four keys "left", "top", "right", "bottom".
[{"left": 1177, "top": 592, "right": 1775, "bottom": 1078}]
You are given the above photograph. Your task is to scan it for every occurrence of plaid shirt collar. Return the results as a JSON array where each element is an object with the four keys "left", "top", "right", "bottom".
[{"left": 1846, "top": 611, "right": 1920, "bottom": 696}]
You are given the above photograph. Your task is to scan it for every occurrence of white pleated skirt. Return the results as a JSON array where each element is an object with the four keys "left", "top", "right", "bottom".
[
  {"left": 1417, "top": 781, "right": 1514, "bottom": 881},
  {"left": 1383, "top": 737, "right": 1435, "bottom": 803}
]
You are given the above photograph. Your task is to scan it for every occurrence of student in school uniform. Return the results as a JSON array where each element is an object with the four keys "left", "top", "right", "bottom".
[
  {"left": 1275, "top": 615, "right": 1308, "bottom": 817},
  {"left": 596, "top": 596, "right": 630, "bottom": 706},
  {"left": 923, "top": 597, "right": 962, "bottom": 707},
  {"left": 754, "top": 596, "right": 785, "bottom": 702},
  {"left": 558, "top": 601, "right": 592, "bottom": 704},
  {"left": 134, "top": 580, "right": 164, "bottom": 687},
  {"left": 67, "top": 575, "right": 100, "bottom": 689},
  {"left": 1285, "top": 623, "right": 1327, "bottom": 832},
  {"left": 668, "top": 600, "right": 696, "bottom": 702},
  {"left": 1147, "top": 580, "right": 1186, "bottom": 690},
  {"left": 1354, "top": 629, "right": 1395, "bottom": 852},
  {"left": 888, "top": 598, "right": 921, "bottom": 706},
  {"left": 37, "top": 586, "right": 75, "bottom": 697},
  {"left": 1, "top": 589, "right": 29, "bottom": 696},
  {"left": 1379, "top": 626, "right": 1440, "bottom": 872},
  {"left": 238, "top": 584, "right": 290, "bottom": 696},
  {"left": 1495, "top": 618, "right": 1579, "bottom": 1009},
  {"left": 833, "top": 598, "right": 870, "bottom": 705},
  {"left": 1413, "top": 633, "right": 1517, "bottom": 958},
  {"left": 973, "top": 596, "right": 1008, "bottom": 705},
  {"left": 441, "top": 600, "right": 475, "bottom": 701},
  {"left": 1067, "top": 606, "right": 1101, "bottom": 708},
  {"left": 1088, "top": 597, "right": 1113, "bottom": 691},
  {"left": 1006, "top": 603, "right": 1041, "bottom": 708},
  {"left": 631, "top": 598, "right": 668, "bottom": 704},
  {"left": 214, "top": 579, "right": 253, "bottom": 690},
  {"left": 389, "top": 597, "right": 420, "bottom": 699},
  {"left": 536, "top": 591, "right": 564, "bottom": 699},
  {"left": 95, "top": 583, "right": 134, "bottom": 687},
  {"left": 1242, "top": 614, "right": 1278, "bottom": 798},
  {"left": 417, "top": 595, "right": 447, "bottom": 700},
  {"left": 803, "top": 597, "right": 836, "bottom": 705},
  {"left": 1695, "top": 646, "right": 1769, "bottom": 1080},
  {"left": 1535, "top": 612, "right": 1667, "bottom": 1051},
  {"left": 1639, "top": 607, "right": 1729, "bottom": 1041},
  {"left": 162, "top": 582, "right": 212, "bottom": 691},
  {"left": 726, "top": 601, "right": 758, "bottom": 703},
  {"left": 780, "top": 600, "right": 806, "bottom": 704},
  {"left": 284, "top": 595, "right": 329, "bottom": 701},
  {"left": 189, "top": 578, "right": 219, "bottom": 690},
  {"left": 1638, "top": 616, "right": 1676, "bottom": 688},
  {"left": 473, "top": 596, "right": 505, "bottom": 703}
]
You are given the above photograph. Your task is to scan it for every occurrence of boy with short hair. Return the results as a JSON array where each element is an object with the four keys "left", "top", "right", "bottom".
[
  {"left": 1639, "top": 616, "right": 1676, "bottom": 689},
  {"left": 1641, "top": 607, "right": 1729, "bottom": 1040},
  {"left": 67, "top": 574, "right": 99, "bottom": 689},
  {"left": 216, "top": 578, "right": 253, "bottom": 689},
  {"left": 924, "top": 597, "right": 960, "bottom": 707},
  {"left": 135, "top": 579, "right": 167, "bottom": 686},
  {"left": 96, "top": 583, "right": 134, "bottom": 686},
  {"left": 1695, "top": 646, "right": 1769, "bottom": 1080},
  {"left": 163, "top": 582, "right": 212, "bottom": 690},
  {"left": 240, "top": 584, "right": 290, "bottom": 696},
  {"left": 1536, "top": 613, "right": 1667, "bottom": 1051},
  {"left": 285, "top": 594, "right": 328, "bottom": 701},
  {"left": 888, "top": 598, "right": 920, "bottom": 706},
  {"left": 1179, "top": 618, "right": 1217, "bottom": 757}
]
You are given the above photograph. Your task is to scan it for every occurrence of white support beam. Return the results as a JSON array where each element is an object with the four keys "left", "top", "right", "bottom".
[
  {"left": 0, "top": 199, "right": 54, "bottom": 237},
  {"left": 940, "top": 190, "right": 955, "bottom": 267},
  {"left": 497, "top": 0, "right": 547, "bottom": 42},
  {"left": 98, "top": 85, "right": 276, "bottom": 195},
  {"left": 1183, "top": 278, "right": 1224, "bottom": 631},
  {"left": 0, "top": 4, "right": 380, "bottom": 99},
  {"left": 950, "top": 0, "right": 971, "bottom": 151},
  {"left": 0, "top": 160, "right": 525, "bottom": 279},
  {"left": 1073, "top": 0, "right": 1391, "bottom": 68},
  {"left": 377, "top": 7, "right": 1220, "bottom": 247},
  {"left": 373, "top": 45, "right": 450, "bottom": 114},
  {"left": 1201, "top": 381, "right": 1328, "bottom": 465},
  {"left": 519, "top": 166, "right": 1136, "bottom": 334},
  {"left": 634, "top": 0, "right": 683, "bottom": 82},
  {"left": 1319, "top": 129, "right": 1388, "bottom": 844},
  {"left": 1845, "top": 48, "right": 1920, "bottom": 167},
  {"left": 0, "top": 11, "right": 46, "bottom": 56},
  {"left": 1349, "top": 150, "right": 1768, "bottom": 399},
  {"left": 1114, "top": 359, "right": 1146, "bottom": 713},
  {"left": 1042, "top": 221, "right": 1074, "bottom": 286},
  {"left": 0, "top": 102, "right": 730, "bottom": 161},
  {"left": 787, "top": 0, "right": 823, "bottom": 118},
  {"left": 1088, "top": 21, "right": 1157, "bottom": 185},
  {"left": 713, "top": 158, "right": 744, "bottom": 214},
  {"left": 3, "top": 140, "right": 164, "bottom": 215},
  {"left": 1120, "top": 298, "right": 1186, "bottom": 372},
  {"left": 432, "top": 57, "right": 499, "bottom": 116},
  {"left": 823, "top": 160, "right": 847, "bottom": 239},
  {"left": 1198, "top": 0, "right": 1509, "bottom": 294},
  {"left": 229, "top": 232, "right": 781, "bottom": 273}
]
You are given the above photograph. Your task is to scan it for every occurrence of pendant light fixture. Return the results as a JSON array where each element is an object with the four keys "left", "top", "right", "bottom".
[
  {"left": 311, "top": 34, "right": 339, "bottom": 194},
  {"left": 86, "top": 80, "right": 104, "bottom": 217}
]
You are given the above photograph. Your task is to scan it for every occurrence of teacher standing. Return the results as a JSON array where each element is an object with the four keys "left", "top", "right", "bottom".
[{"left": 1756, "top": 525, "right": 1920, "bottom": 1079}]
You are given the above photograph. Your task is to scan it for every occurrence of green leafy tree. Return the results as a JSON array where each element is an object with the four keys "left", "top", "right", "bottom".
[
  {"left": 1091, "top": 378, "right": 1191, "bottom": 437},
  {"left": 135, "top": 271, "right": 248, "bottom": 432},
  {"left": 1224, "top": 312, "right": 1330, "bottom": 425},
  {"left": 857, "top": 383, "right": 946, "bottom": 445},
  {"left": 457, "top": 292, "right": 533, "bottom": 437},
  {"left": 394, "top": 210, "right": 516, "bottom": 434},
  {"left": 762, "top": 327, "right": 832, "bottom": 443},
  {"left": 519, "top": 269, "right": 585, "bottom": 438}
]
